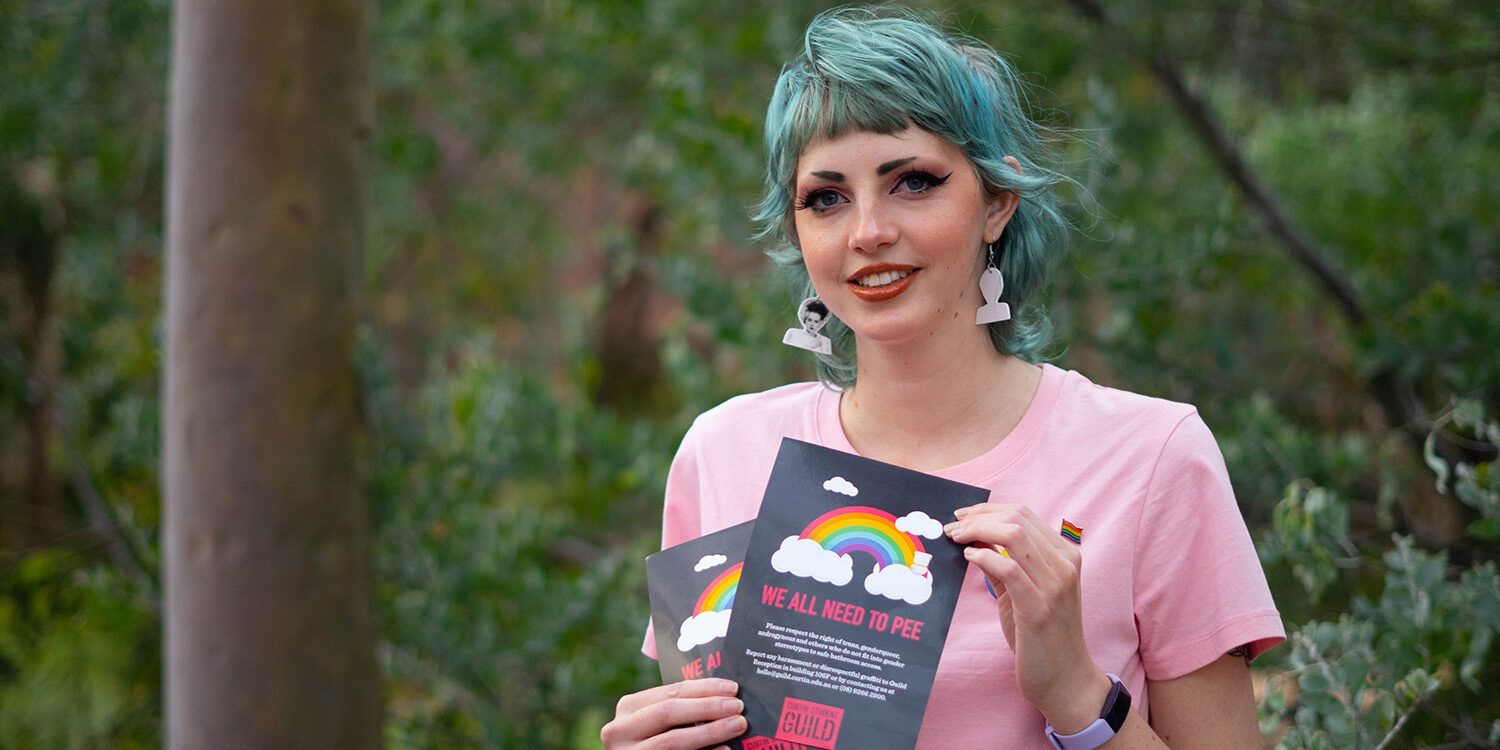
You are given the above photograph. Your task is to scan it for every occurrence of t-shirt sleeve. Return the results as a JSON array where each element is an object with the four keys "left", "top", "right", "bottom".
[
  {"left": 641, "top": 418, "right": 708, "bottom": 661},
  {"left": 1133, "top": 410, "right": 1285, "bottom": 680}
]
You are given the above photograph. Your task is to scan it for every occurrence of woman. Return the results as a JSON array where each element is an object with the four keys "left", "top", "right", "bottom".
[{"left": 603, "top": 8, "right": 1283, "bottom": 749}]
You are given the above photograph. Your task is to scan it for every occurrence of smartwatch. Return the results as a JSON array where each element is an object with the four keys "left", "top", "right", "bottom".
[{"left": 1044, "top": 673, "right": 1131, "bottom": 750}]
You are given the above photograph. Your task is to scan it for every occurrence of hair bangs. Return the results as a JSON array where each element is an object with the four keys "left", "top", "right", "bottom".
[{"left": 792, "top": 79, "right": 913, "bottom": 154}]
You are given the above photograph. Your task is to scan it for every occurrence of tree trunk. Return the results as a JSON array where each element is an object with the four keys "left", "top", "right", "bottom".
[{"left": 163, "top": 0, "right": 380, "bottom": 747}]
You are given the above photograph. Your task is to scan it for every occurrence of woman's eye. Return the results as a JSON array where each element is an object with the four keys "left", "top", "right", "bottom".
[
  {"left": 798, "top": 189, "right": 846, "bottom": 212},
  {"left": 894, "top": 171, "right": 951, "bottom": 195}
]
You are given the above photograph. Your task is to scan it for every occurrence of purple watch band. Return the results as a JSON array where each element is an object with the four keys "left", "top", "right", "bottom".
[{"left": 1044, "top": 673, "right": 1130, "bottom": 750}]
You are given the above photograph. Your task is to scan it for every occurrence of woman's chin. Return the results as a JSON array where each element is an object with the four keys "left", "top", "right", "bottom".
[{"left": 847, "top": 316, "right": 977, "bottom": 350}]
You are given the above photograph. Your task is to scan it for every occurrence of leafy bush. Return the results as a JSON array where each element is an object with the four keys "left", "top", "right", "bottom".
[
  {"left": 1261, "top": 402, "right": 1500, "bottom": 748},
  {"left": 363, "top": 334, "right": 674, "bottom": 748},
  {"left": 0, "top": 550, "right": 158, "bottom": 749}
]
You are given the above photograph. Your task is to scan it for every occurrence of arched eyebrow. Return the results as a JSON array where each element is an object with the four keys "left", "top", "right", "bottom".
[
  {"left": 808, "top": 156, "right": 916, "bottom": 183},
  {"left": 876, "top": 157, "right": 916, "bottom": 175}
]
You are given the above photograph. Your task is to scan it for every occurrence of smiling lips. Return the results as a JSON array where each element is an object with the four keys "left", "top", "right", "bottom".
[{"left": 847, "top": 263, "right": 920, "bottom": 302}]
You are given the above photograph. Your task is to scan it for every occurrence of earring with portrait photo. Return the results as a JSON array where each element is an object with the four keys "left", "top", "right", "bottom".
[
  {"left": 783, "top": 296, "right": 834, "bottom": 355},
  {"left": 975, "top": 241, "right": 1011, "bottom": 325}
]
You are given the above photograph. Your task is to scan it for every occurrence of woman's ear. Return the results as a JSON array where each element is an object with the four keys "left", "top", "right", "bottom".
[{"left": 983, "top": 156, "right": 1023, "bottom": 244}]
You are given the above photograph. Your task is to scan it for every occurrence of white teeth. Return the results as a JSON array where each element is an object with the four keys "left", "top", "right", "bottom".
[{"left": 855, "top": 269, "right": 912, "bottom": 287}]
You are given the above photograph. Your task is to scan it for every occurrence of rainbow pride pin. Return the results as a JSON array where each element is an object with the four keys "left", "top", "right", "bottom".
[{"left": 1060, "top": 519, "right": 1083, "bottom": 545}]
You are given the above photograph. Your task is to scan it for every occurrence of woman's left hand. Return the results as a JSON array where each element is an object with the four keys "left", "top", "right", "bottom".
[{"left": 944, "top": 503, "right": 1113, "bottom": 733}]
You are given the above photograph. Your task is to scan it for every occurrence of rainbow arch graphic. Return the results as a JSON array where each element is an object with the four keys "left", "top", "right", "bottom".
[
  {"left": 801, "top": 506, "right": 924, "bottom": 569},
  {"left": 693, "top": 562, "right": 741, "bottom": 615}
]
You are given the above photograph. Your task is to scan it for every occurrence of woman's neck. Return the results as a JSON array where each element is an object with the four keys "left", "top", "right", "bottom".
[{"left": 838, "top": 327, "right": 1041, "bottom": 472}]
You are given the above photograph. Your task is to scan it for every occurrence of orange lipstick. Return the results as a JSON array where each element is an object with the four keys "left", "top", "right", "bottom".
[{"left": 847, "top": 263, "right": 919, "bottom": 302}]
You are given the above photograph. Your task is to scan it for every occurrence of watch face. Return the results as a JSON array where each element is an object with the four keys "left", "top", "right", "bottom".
[
  {"left": 1044, "top": 674, "right": 1131, "bottom": 750},
  {"left": 1102, "top": 674, "right": 1131, "bottom": 731}
]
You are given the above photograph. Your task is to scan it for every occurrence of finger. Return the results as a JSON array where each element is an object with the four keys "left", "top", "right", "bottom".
[
  {"left": 956, "top": 506, "right": 1079, "bottom": 557},
  {"left": 612, "top": 696, "right": 745, "bottom": 744},
  {"left": 1007, "top": 509, "right": 1077, "bottom": 581},
  {"left": 942, "top": 519, "right": 1038, "bottom": 588},
  {"left": 946, "top": 516, "right": 1046, "bottom": 570},
  {"left": 614, "top": 678, "right": 738, "bottom": 717},
  {"left": 964, "top": 520, "right": 1084, "bottom": 634},
  {"left": 995, "top": 584, "right": 1017, "bottom": 646},
  {"left": 639, "top": 714, "right": 748, "bottom": 750},
  {"left": 965, "top": 546, "right": 1043, "bottom": 611},
  {"left": 948, "top": 514, "right": 1078, "bottom": 611},
  {"left": 951, "top": 510, "right": 1076, "bottom": 585},
  {"left": 978, "top": 568, "right": 1019, "bottom": 648},
  {"left": 953, "top": 502, "right": 1022, "bottom": 520}
]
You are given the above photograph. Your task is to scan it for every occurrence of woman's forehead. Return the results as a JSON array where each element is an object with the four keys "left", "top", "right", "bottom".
[{"left": 795, "top": 127, "right": 966, "bottom": 177}]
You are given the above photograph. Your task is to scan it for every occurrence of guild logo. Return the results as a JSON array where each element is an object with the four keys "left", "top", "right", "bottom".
[
  {"left": 742, "top": 737, "right": 811, "bottom": 750},
  {"left": 774, "top": 697, "right": 844, "bottom": 749}
]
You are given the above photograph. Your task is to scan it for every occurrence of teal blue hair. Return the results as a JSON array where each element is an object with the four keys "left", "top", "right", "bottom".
[{"left": 756, "top": 7, "right": 1070, "bottom": 387}]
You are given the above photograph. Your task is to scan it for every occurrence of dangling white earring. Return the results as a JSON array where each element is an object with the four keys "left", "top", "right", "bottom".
[
  {"left": 975, "top": 241, "right": 1011, "bottom": 325},
  {"left": 783, "top": 296, "right": 833, "bottom": 355}
]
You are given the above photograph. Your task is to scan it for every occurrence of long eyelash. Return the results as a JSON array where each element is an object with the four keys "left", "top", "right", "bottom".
[
  {"left": 899, "top": 170, "right": 953, "bottom": 191},
  {"left": 795, "top": 189, "right": 832, "bottom": 211}
]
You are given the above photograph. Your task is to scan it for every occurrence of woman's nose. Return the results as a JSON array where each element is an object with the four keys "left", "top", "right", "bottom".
[{"left": 848, "top": 201, "right": 897, "bottom": 254}]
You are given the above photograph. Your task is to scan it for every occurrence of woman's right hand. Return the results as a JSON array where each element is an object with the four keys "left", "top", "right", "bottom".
[{"left": 600, "top": 678, "right": 746, "bottom": 749}]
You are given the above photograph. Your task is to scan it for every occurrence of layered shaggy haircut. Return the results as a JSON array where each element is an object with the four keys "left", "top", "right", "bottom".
[{"left": 755, "top": 7, "right": 1071, "bottom": 387}]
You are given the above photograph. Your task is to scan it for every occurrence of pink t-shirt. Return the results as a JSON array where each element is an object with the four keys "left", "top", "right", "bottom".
[{"left": 642, "top": 363, "right": 1284, "bottom": 747}]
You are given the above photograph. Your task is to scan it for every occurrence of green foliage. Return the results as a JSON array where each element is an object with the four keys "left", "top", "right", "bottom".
[
  {"left": 364, "top": 334, "right": 675, "bottom": 747},
  {"left": 1260, "top": 482, "right": 1354, "bottom": 604},
  {"left": 1427, "top": 399, "right": 1500, "bottom": 540},
  {"left": 1261, "top": 405, "right": 1500, "bottom": 748},
  {"left": 0, "top": 550, "right": 158, "bottom": 749},
  {"left": 1266, "top": 538, "right": 1500, "bottom": 748}
]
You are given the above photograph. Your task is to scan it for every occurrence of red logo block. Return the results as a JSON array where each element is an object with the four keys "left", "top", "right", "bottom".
[
  {"left": 743, "top": 737, "right": 810, "bottom": 750},
  {"left": 775, "top": 697, "right": 844, "bottom": 749}
]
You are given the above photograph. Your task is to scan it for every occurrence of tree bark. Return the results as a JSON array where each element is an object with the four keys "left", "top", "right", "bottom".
[{"left": 163, "top": 0, "right": 380, "bottom": 747}]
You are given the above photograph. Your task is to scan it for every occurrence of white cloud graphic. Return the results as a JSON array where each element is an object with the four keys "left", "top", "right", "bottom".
[
  {"left": 770, "top": 535, "right": 853, "bottom": 586},
  {"left": 822, "top": 476, "right": 858, "bottom": 497},
  {"left": 677, "top": 609, "right": 732, "bottom": 652},
  {"left": 895, "top": 511, "right": 943, "bottom": 540},
  {"left": 864, "top": 562, "right": 934, "bottom": 605},
  {"left": 694, "top": 554, "right": 727, "bottom": 572}
]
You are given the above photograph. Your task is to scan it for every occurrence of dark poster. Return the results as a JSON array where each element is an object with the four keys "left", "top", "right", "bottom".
[
  {"left": 722, "top": 439, "right": 987, "bottom": 749},
  {"left": 646, "top": 520, "right": 755, "bottom": 683}
]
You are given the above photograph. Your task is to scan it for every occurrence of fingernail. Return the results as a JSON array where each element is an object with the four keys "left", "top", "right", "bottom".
[
  {"left": 944, "top": 522, "right": 959, "bottom": 534},
  {"left": 717, "top": 679, "right": 738, "bottom": 693},
  {"left": 963, "top": 546, "right": 978, "bottom": 559},
  {"left": 954, "top": 507, "right": 970, "bottom": 518},
  {"left": 722, "top": 698, "right": 743, "bottom": 712},
  {"left": 730, "top": 715, "right": 748, "bottom": 730}
]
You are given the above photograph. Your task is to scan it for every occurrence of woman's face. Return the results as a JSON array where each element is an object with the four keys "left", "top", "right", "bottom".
[{"left": 791, "top": 126, "right": 1014, "bottom": 348}]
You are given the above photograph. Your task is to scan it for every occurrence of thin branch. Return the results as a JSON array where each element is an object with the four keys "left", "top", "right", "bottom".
[
  {"left": 69, "top": 462, "right": 159, "bottom": 607},
  {"left": 1373, "top": 690, "right": 1427, "bottom": 750},
  {"left": 1059, "top": 0, "right": 1433, "bottom": 444},
  {"left": 1299, "top": 631, "right": 1365, "bottom": 746}
]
